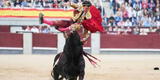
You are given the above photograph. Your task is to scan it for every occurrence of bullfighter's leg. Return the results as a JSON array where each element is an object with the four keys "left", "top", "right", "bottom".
[{"left": 39, "top": 13, "right": 72, "bottom": 28}]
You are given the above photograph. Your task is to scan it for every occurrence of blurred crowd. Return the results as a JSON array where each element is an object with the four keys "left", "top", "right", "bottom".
[
  {"left": 0, "top": 0, "right": 159, "bottom": 27},
  {"left": 105, "top": 26, "right": 160, "bottom": 35},
  {"left": 102, "top": 0, "right": 160, "bottom": 27},
  {"left": 0, "top": 0, "right": 160, "bottom": 35},
  {"left": 24, "top": 26, "right": 54, "bottom": 33},
  {"left": 0, "top": 0, "right": 72, "bottom": 8}
]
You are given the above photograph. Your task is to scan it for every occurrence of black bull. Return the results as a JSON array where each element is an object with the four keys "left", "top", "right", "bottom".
[{"left": 51, "top": 31, "right": 85, "bottom": 80}]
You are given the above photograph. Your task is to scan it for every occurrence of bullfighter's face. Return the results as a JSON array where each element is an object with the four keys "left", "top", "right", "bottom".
[{"left": 83, "top": 5, "right": 89, "bottom": 12}]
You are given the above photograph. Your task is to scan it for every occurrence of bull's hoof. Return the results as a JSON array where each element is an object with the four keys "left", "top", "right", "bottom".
[{"left": 39, "top": 13, "right": 44, "bottom": 24}]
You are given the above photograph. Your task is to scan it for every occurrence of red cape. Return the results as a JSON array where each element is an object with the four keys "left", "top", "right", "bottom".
[{"left": 82, "top": 6, "right": 105, "bottom": 33}]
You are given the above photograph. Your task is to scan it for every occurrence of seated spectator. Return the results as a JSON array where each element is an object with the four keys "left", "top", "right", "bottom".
[
  {"left": 142, "top": 19, "right": 152, "bottom": 27},
  {"left": 136, "top": 14, "right": 143, "bottom": 26},
  {"left": 119, "top": 26, "right": 126, "bottom": 34},
  {"left": 38, "top": 25, "right": 43, "bottom": 33},
  {"left": 0, "top": 0, "right": 4, "bottom": 7},
  {"left": 42, "top": 26, "right": 51, "bottom": 33},
  {"left": 33, "top": 0, "right": 44, "bottom": 8},
  {"left": 112, "top": 26, "right": 121, "bottom": 35},
  {"left": 132, "top": 0, "right": 141, "bottom": 12},
  {"left": 141, "top": 15, "right": 149, "bottom": 25},
  {"left": 156, "top": 20, "right": 160, "bottom": 27},
  {"left": 116, "top": 0, "right": 124, "bottom": 6},
  {"left": 143, "top": 9, "right": 149, "bottom": 16},
  {"left": 14, "top": 0, "right": 21, "bottom": 7},
  {"left": 102, "top": 19, "right": 107, "bottom": 26},
  {"left": 58, "top": 0, "right": 66, "bottom": 8},
  {"left": 107, "top": 26, "right": 113, "bottom": 32},
  {"left": 148, "top": 0, "right": 156, "bottom": 11},
  {"left": 149, "top": 27, "right": 157, "bottom": 32},
  {"left": 115, "top": 15, "right": 122, "bottom": 25},
  {"left": 122, "top": 26, "right": 132, "bottom": 35},
  {"left": 129, "top": 8, "right": 137, "bottom": 18},
  {"left": 155, "top": 7, "right": 160, "bottom": 21},
  {"left": 103, "top": 15, "right": 109, "bottom": 26},
  {"left": 151, "top": 20, "right": 157, "bottom": 27},
  {"left": 139, "top": 29, "right": 148, "bottom": 35},
  {"left": 130, "top": 14, "right": 137, "bottom": 26},
  {"left": 142, "top": 0, "right": 148, "bottom": 9},
  {"left": 113, "top": 26, "right": 119, "bottom": 32},
  {"left": 137, "top": 9, "right": 143, "bottom": 18},
  {"left": 103, "top": 0, "right": 114, "bottom": 17},
  {"left": 107, "top": 26, "right": 119, "bottom": 35},
  {"left": 126, "top": 5, "right": 132, "bottom": 18},
  {"left": 155, "top": 26, "right": 160, "bottom": 33},
  {"left": 124, "top": 19, "right": 132, "bottom": 27},
  {"left": 126, "top": 26, "right": 132, "bottom": 32},
  {"left": 108, "top": 14, "right": 115, "bottom": 26},
  {"left": 25, "top": 26, "right": 31, "bottom": 31},
  {"left": 0, "top": 0, "right": 3, "bottom": 7},
  {"left": 27, "top": 0, "right": 32, "bottom": 8},
  {"left": 3, "top": 0, "right": 11, "bottom": 8},
  {"left": 112, "top": 0, "right": 120, "bottom": 14},
  {"left": 116, "top": 8, "right": 122, "bottom": 17},
  {"left": 117, "top": 20, "right": 125, "bottom": 27},
  {"left": 31, "top": 26, "right": 39, "bottom": 33},
  {"left": 21, "top": 0, "right": 29, "bottom": 7},
  {"left": 122, "top": 9, "right": 129, "bottom": 21},
  {"left": 132, "top": 26, "right": 140, "bottom": 35},
  {"left": 52, "top": 0, "right": 59, "bottom": 8}
]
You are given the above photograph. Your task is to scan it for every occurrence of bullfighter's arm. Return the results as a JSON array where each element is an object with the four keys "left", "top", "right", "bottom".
[
  {"left": 81, "top": 29, "right": 91, "bottom": 43},
  {"left": 63, "top": 32, "right": 68, "bottom": 39},
  {"left": 65, "top": 1, "right": 80, "bottom": 9},
  {"left": 69, "top": 2, "right": 79, "bottom": 9}
]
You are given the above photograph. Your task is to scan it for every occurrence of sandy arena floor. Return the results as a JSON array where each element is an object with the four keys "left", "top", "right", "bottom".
[{"left": 0, "top": 54, "right": 160, "bottom": 80}]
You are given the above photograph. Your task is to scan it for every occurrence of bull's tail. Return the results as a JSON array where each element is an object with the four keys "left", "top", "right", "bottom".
[
  {"left": 84, "top": 52, "right": 101, "bottom": 62},
  {"left": 82, "top": 51, "right": 101, "bottom": 67}
]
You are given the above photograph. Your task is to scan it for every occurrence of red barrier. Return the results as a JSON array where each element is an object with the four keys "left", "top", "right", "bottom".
[
  {"left": 101, "top": 33, "right": 160, "bottom": 49},
  {"left": 3, "top": 32, "right": 160, "bottom": 49},
  {"left": 0, "top": 26, "right": 10, "bottom": 32},
  {"left": 0, "top": 32, "right": 23, "bottom": 47},
  {"left": 83, "top": 37, "right": 91, "bottom": 47},
  {"left": 32, "top": 33, "right": 57, "bottom": 47}
]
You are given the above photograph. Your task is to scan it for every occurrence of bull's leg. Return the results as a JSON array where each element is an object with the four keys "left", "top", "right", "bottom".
[
  {"left": 69, "top": 77, "right": 77, "bottom": 80},
  {"left": 79, "top": 65, "right": 85, "bottom": 80},
  {"left": 79, "top": 57, "right": 85, "bottom": 80},
  {"left": 59, "top": 76, "right": 64, "bottom": 80},
  {"left": 52, "top": 66, "right": 59, "bottom": 80},
  {"left": 53, "top": 53, "right": 62, "bottom": 66},
  {"left": 78, "top": 71, "right": 85, "bottom": 80}
]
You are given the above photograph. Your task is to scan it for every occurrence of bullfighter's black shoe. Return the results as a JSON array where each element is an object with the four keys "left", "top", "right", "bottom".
[{"left": 39, "top": 13, "right": 44, "bottom": 24}]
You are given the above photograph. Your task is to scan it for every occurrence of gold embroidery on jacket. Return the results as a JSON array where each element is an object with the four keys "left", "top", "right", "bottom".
[{"left": 70, "top": 3, "right": 91, "bottom": 23}]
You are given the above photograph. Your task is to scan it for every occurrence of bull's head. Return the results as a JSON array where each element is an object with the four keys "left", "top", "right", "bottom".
[
  {"left": 67, "top": 31, "right": 82, "bottom": 46},
  {"left": 64, "top": 31, "right": 83, "bottom": 58}
]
